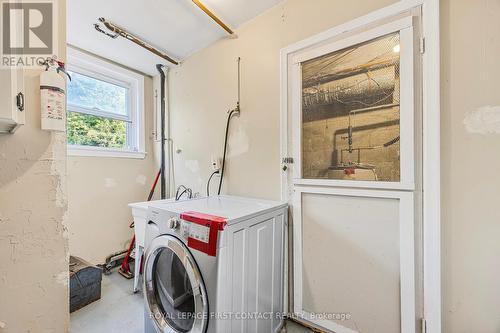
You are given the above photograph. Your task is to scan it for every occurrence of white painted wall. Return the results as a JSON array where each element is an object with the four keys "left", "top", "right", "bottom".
[
  {"left": 0, "top": 1, "right": 69, "bottom": 332},
  {"left": 67, "top": 76, "right": 157, "bottom": 264},
  {"left": 441, "top": 1, "right": 500, "bottom": 332},
  {"left": 168, "top": 0, "right": 500, "bottom": 332},
  {"left": 168, "top": 0, "right": 398, "bottom": 200}
]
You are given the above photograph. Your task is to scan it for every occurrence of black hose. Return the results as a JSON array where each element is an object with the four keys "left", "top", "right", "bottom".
[
  {"left": 156, "top": 64, "right": 166, "bottom": 199},
  {"left": 176, "top": 189, "right": 188, "bottom": 201},
  {"left": 175, "top": 185, "right": 192, "bottom": 201},
  {"left": 206, "top": 170, "right": 219, "bottom": 197},
  {"left": 217, "top": 110, "right": 237, "bottom": 195}
]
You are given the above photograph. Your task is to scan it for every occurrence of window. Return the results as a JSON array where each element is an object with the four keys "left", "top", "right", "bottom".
[
  {"left": 66, "top": 47, "right": 145, "bottom": 158},
  {"left": 301, "top": 32, "right": 401, "bottom": 182}
]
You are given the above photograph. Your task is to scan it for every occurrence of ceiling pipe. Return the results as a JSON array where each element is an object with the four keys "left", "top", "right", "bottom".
[
  {"left": 191, "top": 0, "right": 236, "bottom": 36},
  {"left": 95, "top": 17, "right": 179, "bottom": 65}
]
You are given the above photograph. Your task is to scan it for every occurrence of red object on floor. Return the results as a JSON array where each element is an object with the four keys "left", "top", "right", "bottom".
[
  {"left": 118, "top": 235, "right": 135, "bottom": 279},
  {"left": 119, "top": 170, "right": 161, "bottom": 278}
]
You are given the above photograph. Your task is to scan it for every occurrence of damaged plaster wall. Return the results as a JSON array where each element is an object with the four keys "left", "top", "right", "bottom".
[
  {"left": 0, "top": 1, "right": 69, "bottom": 332},
  {"left": 463, "top": 105, "right": 500, "bottom": 135},
  {"left": 441, "top": 0, "right": 500, "bottom": 332},
  {"left": 67, "top": 76, "right": 156, "bottom": 264},
  {"left": 168, "top": 0, "right": 397, "bottom": 199}
]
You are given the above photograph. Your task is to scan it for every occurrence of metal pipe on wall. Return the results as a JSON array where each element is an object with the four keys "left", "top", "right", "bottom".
[
  {"left": 156, "top": 64, "right": 167, "bottom": 199},
  {"left": 96, "top": 18, "right": 179, "bottom": 66}
]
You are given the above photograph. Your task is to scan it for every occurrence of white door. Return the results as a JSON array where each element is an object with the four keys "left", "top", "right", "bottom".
[{"left": 281, "top": 11, "right": 423, "bottom": 333}]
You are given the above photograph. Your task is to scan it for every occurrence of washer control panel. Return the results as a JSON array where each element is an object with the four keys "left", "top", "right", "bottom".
[
  {"left": 180, "top": 211, "right": 227, "bottom": 257},
  {"left": 180, "top": 220, "right": 210, "bottom": 242},
  {"left": 189, "top": 223, "right": 210, "bottom": 243}
]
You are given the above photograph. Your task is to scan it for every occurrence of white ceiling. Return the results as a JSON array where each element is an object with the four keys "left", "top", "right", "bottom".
[{"left": 67, "top": 0, "right": 282, "bottom": 75}]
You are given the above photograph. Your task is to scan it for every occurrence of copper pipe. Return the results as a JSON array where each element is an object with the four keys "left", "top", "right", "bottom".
[
  {"left": 192, "top": 0, "right": 234, "bottom": 35},
  {"left": 98, "top": 18, "right": 179, "bottom": 65}
]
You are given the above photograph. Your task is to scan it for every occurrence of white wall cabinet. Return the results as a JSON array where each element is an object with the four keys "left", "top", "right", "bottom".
[{"left": 0, "top": 68, "right": 25, "bottom": 133}]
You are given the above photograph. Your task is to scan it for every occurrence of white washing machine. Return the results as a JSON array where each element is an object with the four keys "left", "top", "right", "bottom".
[{"left": 142, "top": 195, "right": 287, "bottom": 333}]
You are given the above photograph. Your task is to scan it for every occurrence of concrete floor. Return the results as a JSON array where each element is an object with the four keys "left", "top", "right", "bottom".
[
  {"left": 70, "top": 271, "right": 313, "bottom": 333},
  {"left": 70, "top": 271, "right": 143, "bottom": 333}
]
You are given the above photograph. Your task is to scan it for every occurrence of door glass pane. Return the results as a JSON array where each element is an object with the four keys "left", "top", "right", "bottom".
[
  {"left": 154, "top": 248, "right": 195, "bottom": 333},
  {"left": 301, "top": 193, "right": 401, "bottom": 333},
  {"left": 301, "top": 32, "right": 401, "bottom": 181}
]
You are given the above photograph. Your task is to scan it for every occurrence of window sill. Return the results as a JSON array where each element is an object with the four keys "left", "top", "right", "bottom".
[{"left": 68, "top": 145, "right": 147, "bottom": 159}]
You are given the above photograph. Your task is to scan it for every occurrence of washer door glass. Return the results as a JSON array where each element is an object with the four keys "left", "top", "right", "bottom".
[
  {"left": 154, "top": 247, "right": 195, "bottom": 332},
  {"left": 145, "top": 234, "right": 208, "bottom": 333}
]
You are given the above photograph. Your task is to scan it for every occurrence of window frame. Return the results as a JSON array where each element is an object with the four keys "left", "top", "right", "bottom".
[
  {"left": 67, "top": 47, "right": 146, "bottom": 159},
  {"left": 290, "top": 16, "right": 415, "bottom": 191}
]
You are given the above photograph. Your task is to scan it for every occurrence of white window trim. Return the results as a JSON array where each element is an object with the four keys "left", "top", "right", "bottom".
[{"left": 67, "top": 46, "right": 146, "bottom": 159}]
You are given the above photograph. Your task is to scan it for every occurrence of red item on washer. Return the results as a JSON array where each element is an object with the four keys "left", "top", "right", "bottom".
[{"left": 180, "top": 211, "right": 227, "bottom": 257}]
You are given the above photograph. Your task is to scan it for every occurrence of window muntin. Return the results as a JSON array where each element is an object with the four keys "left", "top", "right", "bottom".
[
  {"left": 65, "top": 47, "right": 145, "bottom": 157},
  {"left": 66, "top": 68, "right": 133, "bottom": 150}
]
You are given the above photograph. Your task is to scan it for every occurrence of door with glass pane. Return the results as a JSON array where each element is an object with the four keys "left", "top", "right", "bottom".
[{"left": 283, "top": 14, "right": 421, "bottom": 333}]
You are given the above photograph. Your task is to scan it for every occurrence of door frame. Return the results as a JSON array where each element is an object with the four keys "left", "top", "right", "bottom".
[{"left": 279, "top": 0, "right": 441, "bottom": 332}]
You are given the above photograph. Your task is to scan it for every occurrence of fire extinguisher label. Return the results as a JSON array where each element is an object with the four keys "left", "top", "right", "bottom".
[
  {"left": 40, "top": 70, "right": 67, "bottom": 132},
  {"left": 41, "top": 88, "right": 66, "bottom": 132},
  {"left": 41, "top": 88, "right": 65, "bottom": 121}
]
